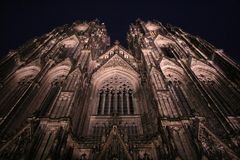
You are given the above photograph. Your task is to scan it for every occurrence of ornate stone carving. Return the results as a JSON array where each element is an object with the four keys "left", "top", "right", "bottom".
[{"left": 0, "top": 19, "right": 239, "bottom": 160}]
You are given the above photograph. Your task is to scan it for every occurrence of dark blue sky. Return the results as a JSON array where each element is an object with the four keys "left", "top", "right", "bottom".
[{"left": 1, "top": 0, "right": 240, "bottom": 62}]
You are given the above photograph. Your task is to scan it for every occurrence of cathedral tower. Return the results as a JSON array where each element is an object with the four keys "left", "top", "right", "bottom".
[{"left": 0, "top": 20, "right": 240, "bottom": 160}]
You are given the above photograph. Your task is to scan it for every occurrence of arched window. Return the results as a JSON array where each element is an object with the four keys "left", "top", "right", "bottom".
[
  {"left": 31, "top": 64, "right": 71, "bottom": 117},
  {"left": 196, "top": 72, "right": 240, "bottom": 115},
  {"left": 0, "top": 66, "right": 40, "bottom": 136},
  {"left": 96, "top": 75, "right": 135, "bottom": 115},
  {"left": 0, "top": 71, "right": 38, "bottom": 118},
  {"left": 166, "top": 74, "right": 192, "bottom": 116},
  {"left": 38, "top": 79, "right": 62, "bottom": 116}
]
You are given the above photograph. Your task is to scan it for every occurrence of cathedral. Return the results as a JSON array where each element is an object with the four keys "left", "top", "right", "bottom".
[{"left": 0, "top": 19, "right": 240, "bottom": 160}]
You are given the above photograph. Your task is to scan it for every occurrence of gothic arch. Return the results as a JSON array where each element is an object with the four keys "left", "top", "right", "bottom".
[
  {"left": 160, "top": 58, "right": 186, "bottom": 82},
  {"left": 81, "top": 66, "right": 144, "bottom": 138},
  {"left": 0, "top": 65, "right": 41, "bottom": 117},
  {"left": 29, "top": 61, "right": 72, "bottom": 116},
  {"left": 50, "top": 35, "right": 79, "bottom": 62},
  {"left": 0, "top": 64, "right": 41, "bottom": 137},
  {"left": 92, "top": 67, "right": 139, "bottom": 90},
  {"left": 160, "top": 60, "right": 193, "bottom": 117},
  {"left": 191, "top": 64, "right": 240, "bottom": 115},
  {"left": 91, "top": 68, "right": 140, "bottom": 116},
  {"left": 191, "top": 60, "right": 218, "bottom": 81},
  {"left": 57, "top": 35, "right": 79, "bottom": 48},
  {"left": 1, "top": 64, "right": 41, "bottom": 87},
  {"left": 43, "top": 58, "right": 72, "bottom": 83},
  {"left": 14, "top": 65, "right": 41, "bottom": 81}
]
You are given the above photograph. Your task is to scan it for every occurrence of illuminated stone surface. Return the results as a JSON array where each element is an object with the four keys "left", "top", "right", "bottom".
[{"left": 0, "top": 20, "right": 240, "bottom": 160}]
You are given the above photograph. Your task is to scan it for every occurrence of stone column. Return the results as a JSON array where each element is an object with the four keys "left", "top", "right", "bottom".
[
  {"left": 114, "top": 90, "right": 118, "bottom": 113},
  {"left": 121, "top": 92, "right": 124, "bottom": 115},
  {"left": 97, "top": 92, "right": 102, "bottom": 115},
  {"left": 101, "top": 91, "right": 106, "bottom": 115},
  {"left": 126, "top": 92, "right": 130, "bottom": 115},
  {"left": 108, "top": 92, "right": 112, "bottom": 115}
]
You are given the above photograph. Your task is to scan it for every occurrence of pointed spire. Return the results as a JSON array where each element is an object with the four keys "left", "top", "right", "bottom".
[{"left": 114, "top": 40, "right": 120, "bottom": 45}]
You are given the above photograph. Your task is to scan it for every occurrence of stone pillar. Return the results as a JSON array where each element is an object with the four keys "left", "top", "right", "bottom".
[
  {"left": 101, "top": 91, "right": 106, "bottom": 115},
  {"left": 108, "top": 92, "right": 112, "bottom": 115},
  {"left": 126, "top": 92, "right": 130, "bottom": 115},
  {"left": 114, "top": 90, "right": 118, "bottom": 113},
  {"left": 97, "top": 92, "right": 102, "bottom": 115},
  {"left": 121, "top": 92, "right": 124, "bottom": 115}
]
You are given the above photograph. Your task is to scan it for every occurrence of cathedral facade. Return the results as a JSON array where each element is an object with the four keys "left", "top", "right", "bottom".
[{"left": 0, "top": 19, "right": 240, "bottom": 160}]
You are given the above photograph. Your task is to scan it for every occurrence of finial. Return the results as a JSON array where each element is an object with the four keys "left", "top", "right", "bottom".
[{"left": 114, "top": 40, "right": 120, "bottom": 45}]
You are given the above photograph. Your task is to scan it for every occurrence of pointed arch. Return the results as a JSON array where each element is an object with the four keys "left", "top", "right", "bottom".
[
  {"left": 80, "top": 58, "right": 144, "bottom": 138},
  {"left": 160, "top": 58, "right": 185, "bottom": 81},
  {"left": 191, "top": 58, "right": 218, "bottom": 80},
  {"left": 191, "top": 61, "right": 240, "bottom": 115},
  {"left": 92, "top": 67, "right": 140, "bottom": 116},
  {"left": 0, "top": 64, "right": 41, "bottom": 136},
  {"left": 154, "top": 34, "right": 175, "bottom": 47},
  {"left": 29, "top": 62, "right": 72, "bottom": 117},
  {"left": 53, "top": 35, "right": 79, "bottom": 62},
  {"left": 0, "top": 65, "right": 41, "bottom": 117},
  {"left": 96, "top": 126, "right": 133, "bottom": 160},
  {"left": 43, "top": 58, "right": 72, "bottom": 83},
  {"left": 160, "top": 58, "right": 193, "bottom": 117},
  {"left": 57, "top": 35, "right": 79, "bottom": 48}
]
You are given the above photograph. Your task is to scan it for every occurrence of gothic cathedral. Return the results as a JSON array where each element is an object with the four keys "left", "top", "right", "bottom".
[{"left": 0, "top": 20, "right": 240, "bottom": 160}]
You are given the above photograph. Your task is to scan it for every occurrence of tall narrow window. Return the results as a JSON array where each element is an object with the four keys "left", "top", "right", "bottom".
[
  {"left": 97, "top": 90, "right": 103, "bottom": 115},
  {"left": 198, "top": 74, "right": 236, "bottom": 115},
  {"left": 38, "top": 81, "right": 61, "bottom": 116},
  {"left": 168, "top": 80, "right": 191, "bottom": 116},
  {"left": 104, "top": 89, "right": 109, "bottom": 115},
  {"left": 96, "top": 75, "right": 136, "bottom": 116},
  {"left": 0, "top": 75, "right": 34, "bottom": 117},
  {"left": 123, "top": 89, "right": 128, "bottom": 114},
  {"left": 129, "top": 90, "right": 134, "bottom": 114},
  {"left": 110, "top": 90, "right": 115, "bottom": 114},
  {"left": 117, "top": 91, "right": 122, "bottom": 114}
]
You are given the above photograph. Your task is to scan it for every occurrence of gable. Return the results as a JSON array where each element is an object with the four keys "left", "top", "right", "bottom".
[
  {"left": 98, "top": 44, "right": 137, "bottom": 67},
  {"left": 58, "top": 35, "right": 79, "bottom": 48},
  {"left": 160, "top": 57, "right": 184, "bottom": 74},
  {"left": 190, "top": 57, "right": 216, "bottom": 73},
  {"left": 92, "top": 53, "right": 140, "bottom": 90},
  {"left": 154, "top": 34, "right": 175, "bottom": 47},
  {"left": 95, "top": 54, "right": 138, "bottom": 75},
  {"left": 97, "top": 126, "right": 132, "bottom": 160},
  {"left": 102, "top": 54, "right": 133, "bottom": 69}
]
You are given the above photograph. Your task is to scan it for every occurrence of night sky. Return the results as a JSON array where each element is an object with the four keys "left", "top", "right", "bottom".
[{"left": 1, "top": 0, "right": 240, "bottom": 62}]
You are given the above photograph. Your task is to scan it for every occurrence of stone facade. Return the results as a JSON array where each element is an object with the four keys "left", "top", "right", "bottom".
[{"left": 0, "top": 19, "right": 240, "bottom": 160}]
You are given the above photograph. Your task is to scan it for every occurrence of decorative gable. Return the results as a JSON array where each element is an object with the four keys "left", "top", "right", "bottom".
[
  {"left": 99, "top": 44, "right": 135, "bottom": 62},
  {"left": 160, "top": 57, "right": 184, "bottom": 74},
  {"left": 94, "top": 43, "right": 138, "bottom": 72},
  {"left": 96, "top": 125, "right": 132, "bottom": 160},
  {"left": 97, "top": 54, "right": 136, "bottom": 73},
  {"left": 154, "top": 34, "right": 175, "bottom": 47},
  {"left": 190, "top": 57, "right": 216, "bottom": 73},
  {"left": 58, "top": 35, "right": 79, "bottom": 48}
]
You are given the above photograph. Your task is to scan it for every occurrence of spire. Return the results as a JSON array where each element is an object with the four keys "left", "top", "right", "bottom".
[{"left": 114, "top": 40, "right": 120, "bottom": 45}]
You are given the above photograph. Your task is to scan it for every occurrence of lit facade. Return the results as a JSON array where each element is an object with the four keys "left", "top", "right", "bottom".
[{"left": 0, "top": 20, "right": 240, "bottom": 160}]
